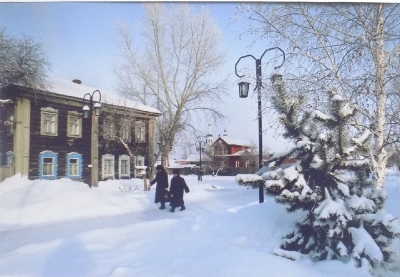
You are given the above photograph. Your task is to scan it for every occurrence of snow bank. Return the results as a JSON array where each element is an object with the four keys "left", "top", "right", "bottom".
[
  {"left": 0, "top": 172, "right": 398, "bottom": 277},
  {"left": 0, "top": 175, "right": 150, "bottom": 226}
]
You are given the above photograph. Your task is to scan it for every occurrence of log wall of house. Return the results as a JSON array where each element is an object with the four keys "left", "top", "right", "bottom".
[
  {"left": 1, "top": 84, "right": 160, "bottom": 184},
  {"left": 29, "top": 97, "right": 91, "bottom": 181},
  {"left": 98, "top": 114, "right": 149, "bottom": 180}
]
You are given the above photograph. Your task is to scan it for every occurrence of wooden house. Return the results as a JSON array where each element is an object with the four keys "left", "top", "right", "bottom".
[
  {"left": 0, "top": 78, "right": 160, "bottom": 185},
  {"left": 211, "top": 133, "right": 256, "bottom": 168}
]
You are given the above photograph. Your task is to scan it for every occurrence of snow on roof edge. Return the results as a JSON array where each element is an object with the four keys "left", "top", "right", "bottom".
[{"left": 44, "top": 78, "right": 161, "bottom": 115}]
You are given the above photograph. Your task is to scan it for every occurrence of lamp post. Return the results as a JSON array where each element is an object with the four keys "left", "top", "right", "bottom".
[
  {"left": 195, "top": 140, "right": 205, "bottom": 181},
  {"left": 82, "top": 90, "right": 102, "bottom": 188},
  {"left": 235, "top": 47, "right": 285, "bottom": 203}
]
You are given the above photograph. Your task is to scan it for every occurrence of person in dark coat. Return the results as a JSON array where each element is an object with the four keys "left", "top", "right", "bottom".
[
  {"left": 169, "top": 169, "right": 189, "bottom": 212},
  {"left": 149, "top": 165, "right": 169, "bottom": 210}
]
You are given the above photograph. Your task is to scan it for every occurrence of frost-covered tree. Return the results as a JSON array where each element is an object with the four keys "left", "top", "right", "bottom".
[
  {"left": 0, "top": 29, "right": 49, "bottom": 88},
  {"left": 236, "top": 80, "right": 400, "bottom": 272},
  {"left": 235, "top": 3, "right": 400, "bottom": 189},
  {"left": 114, "top": 4, "right": 227, "bottom": 172}
]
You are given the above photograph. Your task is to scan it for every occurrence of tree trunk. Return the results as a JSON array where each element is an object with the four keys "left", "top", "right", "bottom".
[
  {"left": 161, "top": 149, "right": 169, "bottom": 168},
  {"left": 373, "top": 4, "right": 387, "bottom": 189}
]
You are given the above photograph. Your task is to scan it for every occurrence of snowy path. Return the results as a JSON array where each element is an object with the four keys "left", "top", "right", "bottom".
[{"left": 0, "top": 174, "right": 397, "bottom": 277}]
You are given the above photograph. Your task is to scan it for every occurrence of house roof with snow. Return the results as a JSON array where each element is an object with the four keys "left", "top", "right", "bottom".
[
  {"left": 47, "top": 78, "right": 161, "bottom": 115},
  {"left": 184, "top": 153, "right": 211, "bottom": 163},
  {"left": 215, "top": 136, "right": 252, "bottom": 147},
  {"left": 154, "top": 159, "right": 195, "bottom": 169},
  {"left": 226, "top": 149, "right": 249, "bottom": 156}
]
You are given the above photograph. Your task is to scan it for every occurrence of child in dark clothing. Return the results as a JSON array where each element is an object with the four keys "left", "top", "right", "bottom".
[{"left": 169, "top": 169, "right": 189, "bottom": 212}]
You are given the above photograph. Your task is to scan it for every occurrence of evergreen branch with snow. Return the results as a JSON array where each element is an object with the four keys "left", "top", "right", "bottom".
[{"left": 236, "top": 80, "right": 400, "bottom": 270}]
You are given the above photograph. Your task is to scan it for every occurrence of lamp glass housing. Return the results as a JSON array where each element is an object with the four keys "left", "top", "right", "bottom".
[
  {"left": 238, "top": 82, "right": 250, "bottom": 98},
  {"left": 93, "top": 102, "right": 101, "bottom": 116},
  {"left": 83, "top": 105, "right": 90, "bottom": 119}
]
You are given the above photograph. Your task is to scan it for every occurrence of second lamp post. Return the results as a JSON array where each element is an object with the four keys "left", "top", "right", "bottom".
[
  {"left": 195, "top": 140, "right": 205, "bottom": 181},
  {"left": 235, "top": 47, "right": 285, "bottom": 203}
]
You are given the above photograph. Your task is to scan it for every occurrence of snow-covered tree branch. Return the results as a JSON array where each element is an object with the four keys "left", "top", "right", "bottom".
[
  {"left": 237, "top": 78, "right": 400, "bottom": 272},
  {"left": 113, "top": 4, "right": 227, "bottom": 169},
  {"left": 0, "top": 29, "right": 50, "bottom": 88},
  {"left": 235, "top": 3, "right": 400, "bottom": 189}
]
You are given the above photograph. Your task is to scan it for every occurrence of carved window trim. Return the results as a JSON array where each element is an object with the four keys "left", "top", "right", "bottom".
[
  {"left": 102, "top": 154, "right": 115, "bottom": 179},
  {"left": 67, "top": 111, "right": 82, "bottom": 138},
  {"left": 119, "top": 154, "right": 130, "bottom": 178},
  {"left": 134, "top": 121, "right": 146, "bottom": 143},
  {"left": 40, "top": 107, "right": 58, "bottom": 136},
  {"left": 39, "top": 150, "right": 58, "bottom": 179},
  {"left": 66, "top": 152, "right": 82, "bottom": 179}
]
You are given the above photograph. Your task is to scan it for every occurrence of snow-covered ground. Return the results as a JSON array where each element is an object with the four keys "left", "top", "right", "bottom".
[{"left": 0, "top": 171, "right": 399, "bottom": 277}]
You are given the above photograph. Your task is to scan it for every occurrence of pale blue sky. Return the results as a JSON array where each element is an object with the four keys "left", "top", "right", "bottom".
[{"left": 0, "top": 2, "right": 290, "bottom": 154}]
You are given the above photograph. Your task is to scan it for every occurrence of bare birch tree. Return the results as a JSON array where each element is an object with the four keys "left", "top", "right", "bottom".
[
  {"left": 0, "top": 29, "right": 50, "bottom": 88},
  {"left": 236, "top": 3, "right": 400, "bottom": 188},
  {"left": 114, "top": 4, "right": 227, "bottom": 171}
]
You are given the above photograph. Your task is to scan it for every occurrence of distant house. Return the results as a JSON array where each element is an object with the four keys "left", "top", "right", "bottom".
[
  {"left": 180, "top": 126, "right": 262, "bottom": 175},
  {"left": 0, "top": 78, "right": 161, "bottom": 185},
  {"left": 211, "top": 129, "right": 257, "bottom": 168},
  {"left": 153, "top": 159, "right": 195, "bottom": 176}
]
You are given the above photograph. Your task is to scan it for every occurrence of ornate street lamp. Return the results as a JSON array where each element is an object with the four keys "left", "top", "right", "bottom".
[
  {"left": 82, "top": 90, "right": 102, "bottom": 188},
  {"left": 82, "top": 90, "right": 102, "bottom": 119},
  {"left": 195, "top": 140, "right": 206, "bottom": 181},
  {"left": 235, "top": 47, "right": 285, "bottom": 203},
  {"left": 238, "top": 81, "right": 250, "bottom": 98}
]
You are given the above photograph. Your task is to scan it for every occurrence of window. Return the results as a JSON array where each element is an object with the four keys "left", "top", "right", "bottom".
[
  {"left": 67, "top": 112, "right": 82, "bottom": 138},
  {"left": 43, "top": 158, "right": 54, "bottom": 175},
  {"left": 66, "top": 153, "right": 82, "bottom": 179},
  {"left": 134, "top": 155, "right": 145, "bottom": 178},
  {"left": 136, "top": 155, "right": 145, "bottom": 166},
  {"left": 235, "top": 160, "right": 240, "bottom": 168},
  {"left": 39, "top": 151, "right": 58, "bottom": 179},
  {"left": 119, "top": 155, "right": 130, "bottom": 178},
  {"left": 6, "top": 151, "right": 14, "bottom": 166},
  {"left": 245, "top": 160, "right": 249, "bottom": 168},
  {"left": 41, "top": 107, "right": 58, "bottom": 136},
  {"left": 102, "top": 154, "right": 115, "bottom": 179},
  {"left": 103, "top": 118, "right": 115, "bottom": 140},
  {"left": 6, "top": 113, "right": 13, "bottom": 134},
  {"left": 134, "top": 121, "right": 146, "bottom": 142},
  {"left": 121, "top": 123, "right": 131, "bottom": 142}
]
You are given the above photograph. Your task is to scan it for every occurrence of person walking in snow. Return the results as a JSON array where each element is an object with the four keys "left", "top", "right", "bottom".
[
  {"left": 169, "top": 169, "right": 189, "bottom": 212},
  {"left": 149, "top": 165, "right": 169, "bottom": 210}
]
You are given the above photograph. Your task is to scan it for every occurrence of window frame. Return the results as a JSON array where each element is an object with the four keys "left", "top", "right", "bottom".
[
  {"left": 135, "top": 155, "right": 145, "bottom": 167},
  {"left": 119, "top": 154, "right": 130, "bottom": 178},
  {"left": 6, "top": 151, "right": 14, "bottom": 166},
  {"left": 235, "top": 160, "right": 240, "bottom": 168},
  {"left": 66, "top": 152, "right": 82, "bottom": 179},
  {"left": 39, "top": 151, "right": 58, "bottom": 179},
  {"left": 103, "top": 118, "right": 115, "bottom": 140},
  {"left": 40, "top": 107, "right": 58, "bottom": 136},
  {"left": 120, "top": 122, "right": 131, "bottom": 142},
  {"left": 7, "top": 113, "right": 13, "bottom": 135},
  {"left": 134, "top": 121, "right": 146, "bottom": 142},
  {"left": 67, "top": 111, "right": 82, "bottom": 138},
  {"left": 102, "top": 154, "right": 115, "bottom": 179}
]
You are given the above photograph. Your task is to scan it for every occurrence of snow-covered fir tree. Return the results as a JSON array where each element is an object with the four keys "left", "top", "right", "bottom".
[{"left": 236, "top": 81, "right": 400, "bottom": 272}]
